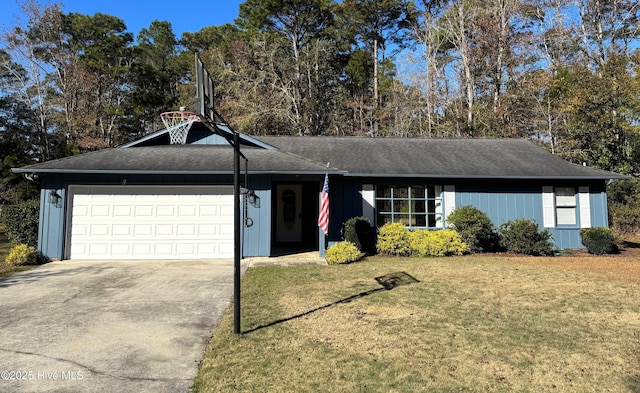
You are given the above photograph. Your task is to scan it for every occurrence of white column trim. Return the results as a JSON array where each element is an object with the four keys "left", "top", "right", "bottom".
[
  {"left": 360, "top": 184, "right": 375, "bottom": 225},
  {"left": 443, "top": 185, "right": 455, "bottom": 227}
]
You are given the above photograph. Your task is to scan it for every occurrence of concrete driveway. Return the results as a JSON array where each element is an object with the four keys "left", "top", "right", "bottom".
[{"left": 0, "top": 259, "right": 237, "bottom": 393}]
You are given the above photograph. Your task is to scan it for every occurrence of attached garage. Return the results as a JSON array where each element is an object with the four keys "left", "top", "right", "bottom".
[{"left": 67, "top": 185, "right": 234, "bottom": 260}]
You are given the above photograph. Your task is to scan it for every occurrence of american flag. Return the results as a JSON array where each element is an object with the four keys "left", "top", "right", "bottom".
[{"left": 318, "top": 166, "right": 329, "bottom": 235}]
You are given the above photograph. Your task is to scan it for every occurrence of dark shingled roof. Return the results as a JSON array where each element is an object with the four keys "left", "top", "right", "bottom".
[
  {"left": 257, "top": 136, "right": 625, "bottom": 179},
  {"left": 14, "top": 135, "right": 626, "bottom": 180},
  {"left": 13, "top": 145, "right": 333, "bottom": 175}
]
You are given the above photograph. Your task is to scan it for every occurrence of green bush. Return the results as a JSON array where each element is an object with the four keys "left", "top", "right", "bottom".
[
  {"left": 325, "top": 241, "right": 361, "bottom": 264},
  {"left": 608, "top": 202, "right": 640, "bottom": 236},
  {"left": 499, "top": 219, "right": 554, "bottom": 256},
  {"left": 580, "top": 227, "right": 618, "bottom": 255},
  {"left": 409, "top": 229, "right": 468, "bottom": 257},
  {"left": 1, "top": 199, "right": 40, "bottom": 247},
  {"left": 5, "top": 244, "right": 38, "bottom": 266},
  {"left": 341, "top": 216, "right": 375, "bottom": 254},
  {"left": 446, "top": 206, "right": 500, "bottom": 253},
  {"left": 607, "top": 179, "right": 640, "bottom": 235},
  {"left": 376, "top": 222, "right": 411, "bottom": 256}
]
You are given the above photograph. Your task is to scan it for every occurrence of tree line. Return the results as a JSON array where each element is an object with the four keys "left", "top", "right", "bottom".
[{"left": 1, "top": 0, "right": 640, "bottom": 205}]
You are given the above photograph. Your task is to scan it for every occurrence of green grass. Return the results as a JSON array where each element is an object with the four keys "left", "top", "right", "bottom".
[{"left": 192, "top": 255, "right": 640, "bottom": 393}]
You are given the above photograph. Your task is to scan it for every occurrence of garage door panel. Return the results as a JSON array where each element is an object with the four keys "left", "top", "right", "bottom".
[
  {"left": 219, "top": 242, "right": 233, "bottom": 255},
  {"left": 91, "top": 225, "right": 110, "bottom": 236},
  {"left": 134, "top": 205, "right": 154, "bottom": 217},
  {"left": 199, "top": 205, "right": 219, "bottom": 216},
  {"left": 177, "top": 224, "right": 196, "bottom": 236},
  {"left": 71, "top": 224, "right": 88, "bottom": 236},
  {"left": 113, "top": 206, "right": 132, "bottom": 216},
  {"left": 156, "top": 206, "right": 175, "bottom": 216},
  {"left": 112, "top": 225, "right": 131, "bottom": 236},
  {"left": 155, "top": 224, "right": 175, "bottom": 236},
  {"left": 220, "top": 223, "right": 234, "bottom": 235},
  {"left": 176, "top": 243, "right": 196, "bottom": 256},
  {"left": 69, "top": 186, "right": 234, "bottom": 260},
  {"left": 89, "top": 244, "right": 109, "bottom": 256},
  {"left": 178, "top": 205, "right": 197, "bottom": 216},
  {"left": 133, "top": 224, "right": 153, "bottom": 236},
  {"left": 91, "top": 205, "right": 111, "bottom": 216},
  {"left": 111, "top": 244, "right": 132, "bottom": 256},
  {"left": 131, "top": 243, "right": 153, "bottom": 256},
  {"left": 198, "top": 224, "right": 218, "bottom": 236},
  {"left": 73, "top": 205, "right": 89, "bottom": 216},
  {"left": 153, "top": 243, "right": 174, "bottom": 256}
]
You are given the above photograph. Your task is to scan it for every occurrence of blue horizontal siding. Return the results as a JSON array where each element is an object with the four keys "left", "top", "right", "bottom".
[{"left": 455, "top": 180, "right": 609, "bottom": 250}]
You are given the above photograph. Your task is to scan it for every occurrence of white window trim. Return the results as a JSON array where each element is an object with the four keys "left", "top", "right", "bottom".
[
  {"left": 373, "top": 185, "right": 450, "bottom": 229},
  {"left": 542, "top": 186, "right": 591, "bottom": 228},
  {"left": 542, "top": 186, "right": 555, "bottom": 228},
  {"left": 579, "top": 187, "right": 591, "bottom": 228}
]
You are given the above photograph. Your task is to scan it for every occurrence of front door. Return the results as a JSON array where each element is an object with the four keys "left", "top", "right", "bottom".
[
  {"left": 275, "top": 184, "right": 302, "bottom": 243},
  {"left": 273, "top": 182, "right": 318, "bottom": 252}
]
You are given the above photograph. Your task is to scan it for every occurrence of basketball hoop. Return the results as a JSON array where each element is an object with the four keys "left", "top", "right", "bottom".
[{"left": 160, "top": 110, "right": 199, "bottom": 144}]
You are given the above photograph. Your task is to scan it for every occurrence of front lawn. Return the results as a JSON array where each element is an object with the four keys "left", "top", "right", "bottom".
[{"left": 193, "top": 255, "right": 640, "bottom": 393}]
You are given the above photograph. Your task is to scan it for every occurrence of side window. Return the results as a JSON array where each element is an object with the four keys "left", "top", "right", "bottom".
[{"left": 555, "top": 187, "right": 577, "bottom": 225}]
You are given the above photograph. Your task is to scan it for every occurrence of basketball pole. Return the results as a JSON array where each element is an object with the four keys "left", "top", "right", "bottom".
[
  {"left": 233, "top": 129, "right": 241, "bottom": 335},
  {"left": 195, "top": 52, "right": 243, "bottom": 334}
]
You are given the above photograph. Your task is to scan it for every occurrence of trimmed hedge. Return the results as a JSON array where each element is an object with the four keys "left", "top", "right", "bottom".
[
  {"left": 409, "top": 229, "right": 468, "bottom": 257},
  {"left": 376, "top": 222, "right": 411, "bottom": 256},
  {"left": 341, "top": 216, "right": 375, "bottom": 254},
  {"left": 580, "top": 227, "right": 618, "bottom": 255},
  {"left": 377, "top": 223, "right": 468, "bottom": 257},
  {"left": 326, "top": 241, "right": 361, "bottom": 264},
  {"left": 499, "top": 219, "right": 554, "bottom": 256},
  {"left": 1, "top": 199, "right": 39, "bottom": 247}
]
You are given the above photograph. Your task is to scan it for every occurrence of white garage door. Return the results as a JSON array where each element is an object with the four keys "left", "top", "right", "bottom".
[{"left": 68, "top": 186, "right": 234, "bottom": 259}]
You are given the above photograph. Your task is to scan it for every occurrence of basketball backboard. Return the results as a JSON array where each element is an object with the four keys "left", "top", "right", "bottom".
[{"left": 195, "top": 53, "right": 216, "bottom": 124}]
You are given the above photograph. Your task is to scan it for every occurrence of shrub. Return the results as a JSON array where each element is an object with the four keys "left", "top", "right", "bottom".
[
  {"left": 580, "top": 227, "right": 618, "bottom": 255},
  {"left": 608, "top": 202, "right": 640, "bottom": 236},
  {"left": 376, "top": 222, "right": 411, "bottom": 256},
  {"left": 499, "top": 219, "right": 554, "bottom": 256},
  {"left": 433, "top": 229, "right": 468, "bottom": 256},
  {"left": 341, "top": 216, "right": 375, "bottom": 254},
  {"left": 1, "top": 199, "right": 39, "bottom": 247},
  {"left": 446, "top": 206, "right": 500, "bottom": 253},
  {"left": 409, "top": 229, "right": 468, "bottom": 257},
  {"left": 325, "top": 241, "right": 361, "bottom": 264},
  {"left": 5, "top": 244, "right": 38, "bottom": 266},
  {"left": 607, "top": 179, "right": 640, "bottom": 235}
]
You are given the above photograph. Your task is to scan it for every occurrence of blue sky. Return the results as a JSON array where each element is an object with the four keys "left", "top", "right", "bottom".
[{"left": 1, "top": 0, "right": 245, "bottom": 38}]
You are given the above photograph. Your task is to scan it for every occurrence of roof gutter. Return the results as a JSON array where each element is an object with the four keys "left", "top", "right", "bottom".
[{"left": 343, "top": 172, "right": 629, "bottom": 180}]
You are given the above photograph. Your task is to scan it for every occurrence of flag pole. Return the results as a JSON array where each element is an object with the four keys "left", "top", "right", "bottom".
[{"left": 318, "top": 163, "right": 330, "bottom": 243}]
